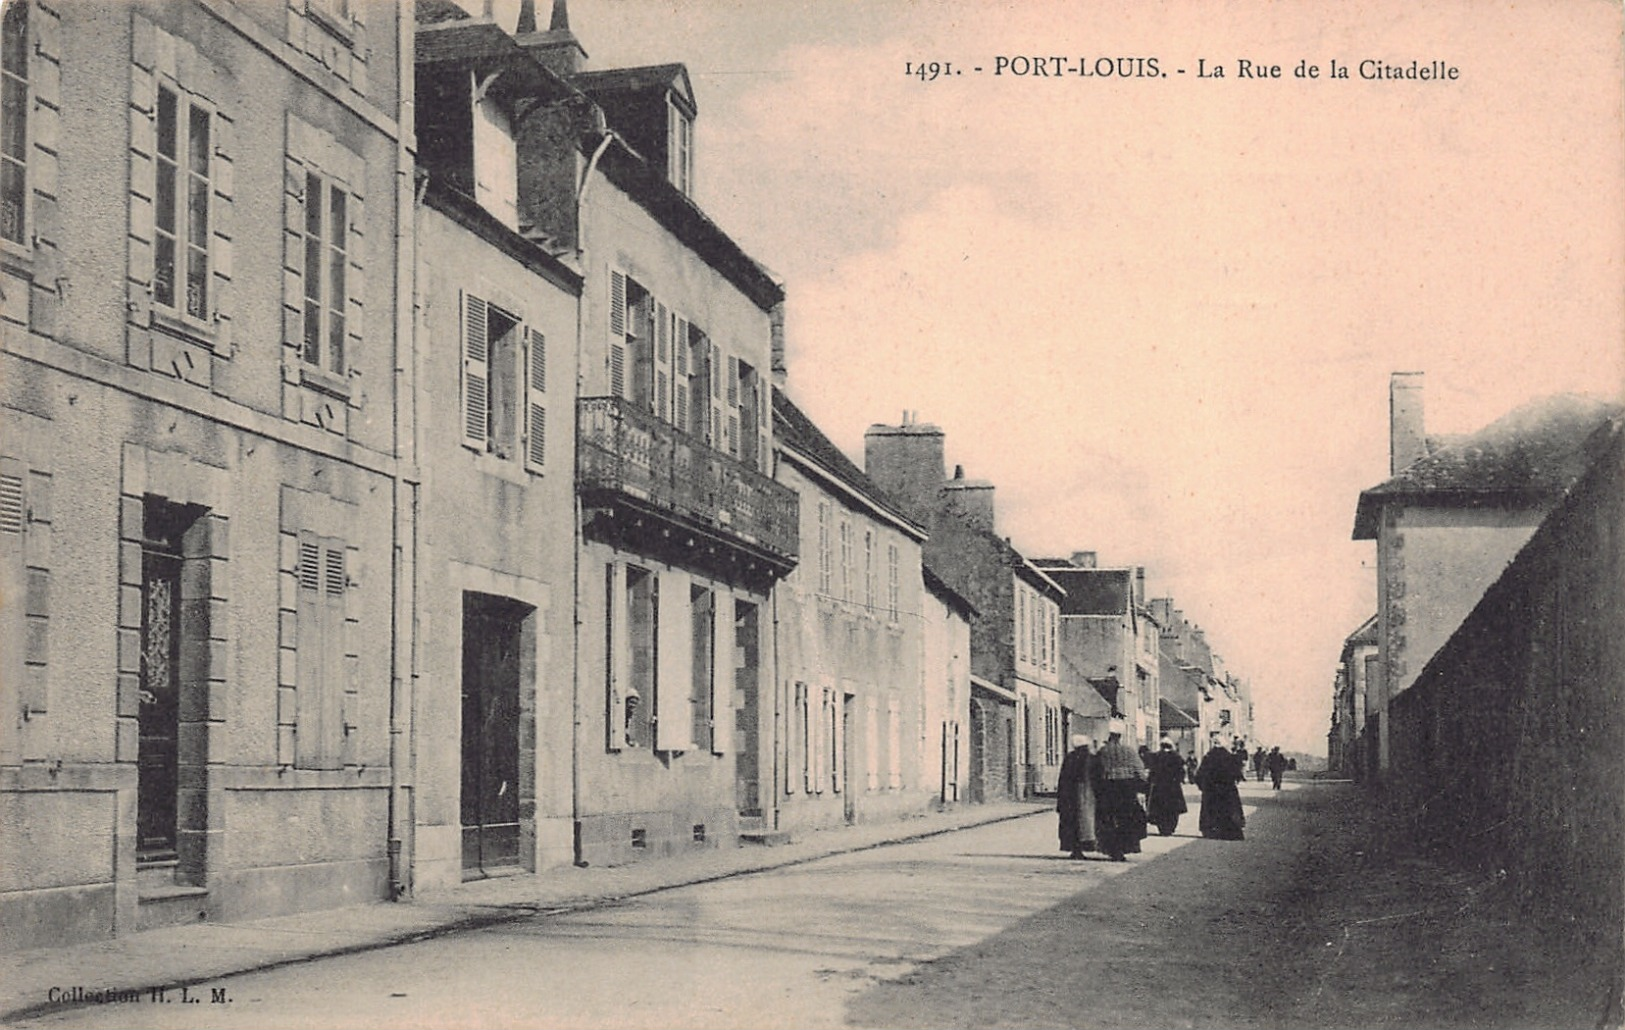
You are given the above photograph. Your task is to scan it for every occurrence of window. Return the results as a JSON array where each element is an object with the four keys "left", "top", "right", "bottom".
[
  {"left": 886, "top": 544, "right": 899, "bottom": 620},
  {"left": 301, "top": 171, "right": 347, "bottom": 374},
  {"left": 838, "top": 518, "right": 852, "bottom": 602},
  {"left": 667, "top": 99, "right": 692, "bottom": 196},
  {"left": 816, "top": 501, "right": 832, "bottom": 595},
  {"left": 1017, "top": 588, "right": 1027, "bottom": 662},
  {"left": 624, "top": 566, "right": 656, "bottom": 749},
  {"left": 0, "top": 1, "right": 27, "bottom": 247},
  {"left": 863, "top": 530, "right": 875, "bottom": 610},
  {"left": 294, "top": 532, "right": 347, "bottom": 770},
  {"left": 154, "top": 84, "right": 212, "bottom": 322},
  {"left": 886, "top": 696, "right": 902, "bottom": 790},
  {"left": 461, "top": 293, "right": 547, "bottom": 472}
]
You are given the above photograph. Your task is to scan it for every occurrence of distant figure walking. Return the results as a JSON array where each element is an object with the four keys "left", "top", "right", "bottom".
[
  {"left": 1266, "top": 746, "right": 1288, "bottom": 790},
  {"left": 1055, "top": 735, "right": 1097, "bottom": 858},
  {"left": 1144, "top": 737, "right": 1188, "bottom": 836},
  {"left": 1091, "top": 720, "right": 1148, "bottom": 861},
  {"left": 1196, "top": 738, "right": 1246, "bottom": 840},
  {"left": 1252, "top": 746, "right": 1267, "bottom": 782}
]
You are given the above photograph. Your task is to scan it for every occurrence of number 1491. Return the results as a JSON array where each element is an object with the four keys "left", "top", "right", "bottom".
[{"left": 905, "top": 61, "right": 957, "bottom": 81}]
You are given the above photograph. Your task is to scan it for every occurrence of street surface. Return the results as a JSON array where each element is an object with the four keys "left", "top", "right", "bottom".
[{"left": 12, "top": 781, "right": 1611, "bottom": 1029}]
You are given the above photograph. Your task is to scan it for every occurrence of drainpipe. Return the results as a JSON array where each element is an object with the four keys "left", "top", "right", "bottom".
[
  {"left": 387, "top": 5, "right": 419, "bottom": 900},
  {"left": 569, "top": 119, "right": 619, "bottom": 866}
]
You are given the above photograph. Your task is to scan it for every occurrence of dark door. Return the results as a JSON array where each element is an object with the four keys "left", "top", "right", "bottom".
[
  {"left": 138, "top": 500, "right": 191, "bottom": 864},
  {"left": 461, "top": 596, "right": 522, "bottom": 877}
]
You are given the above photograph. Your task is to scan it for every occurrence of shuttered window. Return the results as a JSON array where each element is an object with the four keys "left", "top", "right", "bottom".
[
  {"left": 525, "top": 327, "right": 547, "bottom": 472},
  {"left": 1, "top": 1, "right": 28, "bottom": 247},
  {"left": 295, "top": 532, "right": 346, "bottom": 770},
  {"left": 608, "top": 268, "right": 627, "bottom": 399},
  {"left": 461, "top": 293, "right": 489, "bottom": 449},
  {"left": 154, "top": 84, "right": 213, "bottom": 322}
]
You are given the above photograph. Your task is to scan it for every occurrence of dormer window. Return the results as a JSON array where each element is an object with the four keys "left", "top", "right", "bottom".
[
  {"left": 667, "top": 98, "right": 693, "bottom": 196},
  {"left": 473, "top": 94, "right": 519, "bottom": 229}
]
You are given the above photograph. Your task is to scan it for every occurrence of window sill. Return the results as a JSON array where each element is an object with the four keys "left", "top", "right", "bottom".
[
  {"left": 152, "top": 308, "right": 218, "bottom": 351},
  {"left": 305, "top": 3, "right": 357, "bottom": 46},
  {"left": 299, "top": 364, "right": 351, "bottom": 400}
]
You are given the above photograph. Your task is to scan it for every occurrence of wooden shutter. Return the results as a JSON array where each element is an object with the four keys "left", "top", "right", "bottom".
[
  {"left": 711, "top": 596, "right": 731, "bottom": 755},
  {"left": 606, "top": 562, "right": 626, "bottom": 750},
  {"left": 832, "top": 689, "right": 846, "bottom": 793},
  {"left": 524, "top": 327, "right": 547, "bottom": 472},
  {"left": 0, "top": 460, "right": 23, "bottom": 766},
  {"left": 654, "top": 574, "right": 694, "bottom": 751},
  {"left": 654, "top": 301, "right": 670, "bottom": 420},
  {"left": 461, "top": 292, "right": 489, "bottom": 450},
  {"left": 295, "top": 532, "right": 344, "bottom": 770},
  {"left": 673, "top": 316, "right": 690, "bottom": 432},
  {"left": 608, "top": 269, "right": 627, "bottom": 399}
]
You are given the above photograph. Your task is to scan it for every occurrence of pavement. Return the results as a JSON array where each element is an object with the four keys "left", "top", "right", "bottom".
[{"left": 0, "top": 800, "right": 1047, "bottom": 1025}]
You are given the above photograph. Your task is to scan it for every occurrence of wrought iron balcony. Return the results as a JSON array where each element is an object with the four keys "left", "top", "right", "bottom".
[{"left": 578, "top": 396, "right": 799, "bottom": 579}]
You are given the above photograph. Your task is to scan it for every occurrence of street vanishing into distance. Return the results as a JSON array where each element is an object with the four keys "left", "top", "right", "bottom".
[{"left": 14, "top": 779, "right": 1610, "bottom": 1030}]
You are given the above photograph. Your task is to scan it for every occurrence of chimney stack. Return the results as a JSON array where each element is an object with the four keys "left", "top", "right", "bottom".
[
  {"left": 516, "top": 0, "right": 587, "bottom": 76},
  {"left": 942, "top": 474, "right": 996, "bottom": 533},
  {"left": 865, "top": 420, "right": 946, "bottom": 523},
  {"left": 1390, "top": 372, "right": 1427, "bottom": 475},
  {"left": 1070, "top": 551, "right": 1097, "bottom": 569}
]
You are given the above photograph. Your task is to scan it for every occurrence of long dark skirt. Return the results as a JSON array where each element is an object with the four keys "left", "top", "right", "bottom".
[
  {"left": 1147, "top": 778, "right": 1187, "bottom": 836},
  {"left": 1058, "top": 783, "right": 1097, "bottom": 853},
  {"left": 1199, "top": 782, "right": 1245, "bottom": 840},
  {"left": 1095, "top": 780, "right": 1148, "bottom": 858}
]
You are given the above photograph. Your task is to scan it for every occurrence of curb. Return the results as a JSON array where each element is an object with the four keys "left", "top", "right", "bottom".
[{"left": 1, "top": 804, "right": 1046, "bottom": 1025}]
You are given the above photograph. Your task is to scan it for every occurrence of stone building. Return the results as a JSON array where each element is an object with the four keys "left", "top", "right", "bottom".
[
  {"left": 1034, "top": 553, "right": 1161, "bottom": 749},
  {"left": 863, "top": 419, "right": 1064, "bottom": 799},
  {"left": 409, "top": 20, "right": 582, "bottom": 888},
  {"left": 0, "top": 0, "right": 410, "bottom": 947},
  {"left": 1328, "top": 614, "right": 1376, "bottom": 780},
  {"left": 770, "top": 390, "right": 937, "bottom": 831},
  {"left": 1352, "top": 373, "right": 1620, "bottom": 778}
]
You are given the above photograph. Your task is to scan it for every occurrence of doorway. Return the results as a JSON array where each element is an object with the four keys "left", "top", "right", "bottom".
[
  {"left": 137, "top": 497, "right": 204, "bottom": 875},
  {"left": 461, "top": 594, "right": 525, "bottom": 878}
]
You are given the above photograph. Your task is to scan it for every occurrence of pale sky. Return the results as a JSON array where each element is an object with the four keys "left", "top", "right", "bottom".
[{"left": 543, "top": 0, "right": 1624, "bottom": 753}]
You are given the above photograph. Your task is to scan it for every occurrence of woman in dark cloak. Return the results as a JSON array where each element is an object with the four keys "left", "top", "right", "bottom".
[
  {"left": 1145, "top": 737, "right": 1189, "bottom": 836},
  {"left": 1196, "top": 739, "right": 1246, "bottom": 840},
  {"left": 1090, "top": 721, "right": 1148, "bottom": 861},
  {"left": 1055, "top": 735, "right": 1096, "bottom": 858}
]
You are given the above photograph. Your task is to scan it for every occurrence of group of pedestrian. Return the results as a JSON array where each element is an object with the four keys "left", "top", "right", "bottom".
[
  {"left": 1054, "top": 720, "right": 1190, "bottom": 863},
  {"left": 1249, "top": 744, "right": 1291, "bottom": 790},
  {"left": 1059, "top": 729, "right": 1298, "bottom": 856}
]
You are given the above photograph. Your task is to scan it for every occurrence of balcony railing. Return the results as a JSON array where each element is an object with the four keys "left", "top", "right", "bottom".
[{"left": 578, "top": 396, "right": 799, "bottom": 564}]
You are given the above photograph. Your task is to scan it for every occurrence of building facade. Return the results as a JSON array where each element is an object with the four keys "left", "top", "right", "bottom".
[
  {"left": 863, "top": 419, "right": 1064, "bottom": 798},
  {"left": 0, "top": 0, "right": 410, "bottom": 947},
  {"left": 1036, "top": 553, "right": 1161, "bottom": 749},
  {"left": 771, "top": 390, "right": 937, "bottom": 831},
  {"left": 1352, "top": 373, "right": 1620, "bottom": 778},
  {"left": 410, "top": 19, "right": 583, "bottom": 889}
]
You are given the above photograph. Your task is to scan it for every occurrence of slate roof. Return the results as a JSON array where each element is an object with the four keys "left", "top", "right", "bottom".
[
  {"left": 574, "top": 64, "right": 692, "bottom": 100},
  {"left": 1035, "top": 565, "right": 1131, "bottom": 616},
  {"left": 773, "top": 390, "right": 923, "bottom": 537},
  {"left": 922, "top": 563, "right": 978, "bottom": 620},
  {"left": 1159, "top": 698, "right": 1199, "bottom": 729},
  {"left": 415, "top": 20, "right": 578, "bottom": 102},
  {"left": 1353, "top": 394, "right": 1623, "bottom": 539}
]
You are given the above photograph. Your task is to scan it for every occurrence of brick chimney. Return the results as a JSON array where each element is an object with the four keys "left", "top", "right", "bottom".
[
  {"left": 1070, "top": 551, "right": 1097, "bottom": 569},
  {"left": 1390, "top": 371, "right": 1427, "bottom": 475},
  {"left": 515, "top": 0, "right": 587, "bottom": 76},
  {"left": 864, "top": 416, "right": 945, "bottom": 522},
  {"left": 942, "top": 466, "right": 996, "bottom": 533}
]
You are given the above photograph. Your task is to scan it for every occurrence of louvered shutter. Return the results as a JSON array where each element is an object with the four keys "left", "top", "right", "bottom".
[
  {"left": 461, "top": 293, "right": 489, "bottom": 450},
  {"left": 758, "top": 381, "right": 771, "bottom": 473},
  {"left": 654, "top": 301, "right": 670, "bottom": 420},
  {"left": 524, "top": 326, "right": 547, "bottom": 472},
  {"left": 0, "top": 460, "right": 23, "bottom": 765},
  {"left": 608, "top": 269, "right": 627, "bottom": 398},
  {"left": 319, "top": 538, "right": 346, "bottom": 770},
  {"left": 673, "top": 316, "right": 690, "bottom": 432},
  {"left": 725, "top": 356, "right": 740, "bottom": 457},
  {"left": 295, "top": 533, "right": 326, "bottom": 768},
  {"left": 711, "top": 597, "right": 731, "bottom": 755}
]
